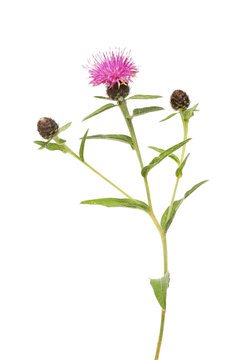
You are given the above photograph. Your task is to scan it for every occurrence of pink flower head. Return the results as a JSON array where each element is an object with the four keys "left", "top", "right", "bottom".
[{"left": 87, "top": 50, "right": 138, "bottom": 88}]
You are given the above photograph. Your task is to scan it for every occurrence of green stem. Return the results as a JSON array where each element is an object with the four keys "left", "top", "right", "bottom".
[
  {"left": 55, "top": 139, "right": 134, "bottom": 200},
  {"left": 166, "top": 117, "right": 189, "bottom": 222},
  {"left": 154, "top": 310, "right": 166, "bottom": 360},
  {"left": 118, "top": 100, "right": 168, "bottom": 360},
  {"left": 118, "top": 99, "right": 153, "bottom": 210}
]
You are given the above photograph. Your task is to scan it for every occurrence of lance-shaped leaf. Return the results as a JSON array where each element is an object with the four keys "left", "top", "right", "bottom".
[
  {"left": 94, "top": 96, "right": 110, "bottom": 100},
  {"left": 142, "top": 139, "right": 191, "bottom": 177},
  {"left": 128, "top": 95, "right": 162, "bottom": 100},
  {"left": 58, "top": 122, "right": 72, "bottom": 134},
  {"left": 132, "top": 106, "right": 164, "bottom": 118},
  {"left": 160, "top": 113, "right": 177, "bottom": 122},
  {"left": 175, "top": 153, "right": 190, "bottom": 177},
  {"left": 54, "top": 137, "right": 66, "bottom": 144},
  {"left": 82, "top": 103, "right": 116, "bottom": 121},
  {"left": 150, "top": 272, "right": 170, "bottom": 310},
  {"left": 161, "top": 180, "right": 208, "bottom": 232},
  {"left": 34, "top": 140, "right": 48, "bottom": 150},
  {"left": 34, "top": 140, "right": 68, "bottom": 153},
  {"left": 81, "top": 198, "right": 150, "bottom": 213},
  {"left": 181, "top": 103, "right": 199, "bottom": 122},
  {"left": 79, "top": 129, "right": 89, "bottom": 161},
  {"left": 82, "top": 134, "right": 134, "bottom": 149},
  {"left": 149, "top": 146, "right": 180, "bottom": 165}
]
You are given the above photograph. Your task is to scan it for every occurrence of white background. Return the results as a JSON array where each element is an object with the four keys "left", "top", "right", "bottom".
[{"left": 0, "top": 0, "right": 239, "bottom": 359}]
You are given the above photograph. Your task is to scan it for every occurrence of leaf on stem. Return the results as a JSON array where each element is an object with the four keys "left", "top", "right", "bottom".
[
  {"left": 141, "top": 139, "right": 191, "bottom": 177},
  {"left": 82, "top": 134, "right": 134, "bottom": 149},
  {"left": 132, "top": 106, "right": 164, "bottom": 118},
  {"left": 149, "top": 146, "right": 180, "bottom": 165},
  {"left": 82, "top": 103, "right": 116, "bottom": 121},
  {"left": 160, "top": 113, "right": 177, "bottom": 122},
  {"left": 128, "top": 95, "right": 162, "bottom": 100},
  {"left": 175, "top": 153, "right": 190, "bottom": 177},
  {"left": 58, "top": 122, "right": 72, "bottom": 134},
  {"left": 150, "top": 272, "right": 170, "bottom": 310},
  {"left": 81, "top": 198, "right": 150, "bottom": 213},
  {"left": 161, "top": 180, "right": 209, "bottom": 232},
  {"left": 79, "top": 129, "right": 89, "bottom": 161},
  {"left": 181, "top": 103, "right": 199, "bottom": 122},
  {"left": 94, "top": 96, "right": 110, "bottom": 100},
  {"left": 54, "top": 137, "right": 66, "bottom": 144},
  {"left": 34, "top": 140, "right": 68, "bottom": 153}
]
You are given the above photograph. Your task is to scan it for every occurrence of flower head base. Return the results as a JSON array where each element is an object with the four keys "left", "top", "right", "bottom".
[
  {"left": 87, "top": 50, "right": 138, "bottom": 89},
  {"left": 170, "top": 90, "right": 190, "bottom": 111},
  {"left": 37, "top": 117, "right": 58, "bottom": 139}
]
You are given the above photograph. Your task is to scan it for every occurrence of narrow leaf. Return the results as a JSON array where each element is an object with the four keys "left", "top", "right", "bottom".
[
  {"left": 142, "top": 138, "right": 191, "bottom": 177},
  {"left": 54, "top": 137, "right": 66, "bottom": 144},
  {"left": 160, "top": 113, "right": 177, "bottom": 122},
  {"left": 182, "top": 103, "right": 199, "bottom": 122},
  {"left": 79, "top": 129, "right": 89, "bottom": 161},
  {"left": 58, "top": 122, "right": 72, "bottom": 134},
  {"left": 94, "top": 96, "right": 110, "bottom": 100},
  {"left": 175, "top": 153, "right": 190, "bottom": 177},
  {"left": 149, "top": 146, "right": 180, "bottom": 165},
  {"left": 45, "top": 143, "right": 68, "bottom": 153},
  {"left": 161, "top": 200, "right": 183, "bottom": 233},
  {"left": 150, "top": 272, "right": 170, "bottom": 310},
  {"left": 82, "top": 103, "right": 116, "bottom": 121},
  {"left": 132, "top": 106, "right": 164, "bottom": 117},
  {"left": 184, "top": 180, "right": 209, "bottom": 199},
  {"left": 161, "top": 180, "right": 208, "bottom": 232},
  {"left": 83, "top": 134, "right": 134, "bottom": 149},
  {"left": 128, "top": 95, "right": 162, "bottom": 100},
  {"left": 81, "top": 198, "right": 150, "bottom": 213}
]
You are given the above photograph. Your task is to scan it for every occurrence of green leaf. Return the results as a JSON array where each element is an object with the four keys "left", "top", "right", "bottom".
[
  {"left": 94, "top": 96, "right": 110, "bottom": 100},
  {"left": 79, "top": 129, "right": 89, "bottom": 161},
  {"left": 45, "top": 143, "right": 68, "bottom": 152},
  {"left": 184, "top": 180, "right": 209, "bottom": 199},
  {"left": 161, "top": 200, "right": 183, "bottom": 233},
  {"left": 54, "top": 137, "right": 66, "bottom": 144},
  {"left": 81, "top": 198, "right": 150, "bottom": 213},
  {"left": 58, "top": 122, "right": 72, "bottom": 134},
  {"left": 82, "top": 103, "right": 116, "bottom": 121},
  {"left": 132, "top": 106, "right": 164, "bottom": 118},
  {"left": 150, "top": 272, "right": 170, "bottom": 310},
  {"left": 142, "top": 139, "right": 191, "bottom": 177},
  {"left": 161, "top": 180, "right": 208, "bottom": 232},
  {"left": 160, "top": 113, "right": 177, "bottom": 122},
  {"left": 34, "top": 140, "right": 47, "bottom": 149},
  {"left": 149, "top": 146, "right": 180, "bottom": 165},
  {"left": 128, "top": 95, "right": 162, "bottom": 100},
  {"left": 182, "top": 104, "right": 199, "bottom": 122},
  {"left": 175, "top": 153, "right": 190, "bottom": 177},
  {"left": 83, "top": 134, "right": 134, "bottom": 149}
]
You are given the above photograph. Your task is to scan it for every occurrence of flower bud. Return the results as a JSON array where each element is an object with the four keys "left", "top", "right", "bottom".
[
  {"left": 170, "top": 90, "right": 190, "bottom": 111},
  {"left": 37, "top": 117, "right": 59, "bottom": 139},
  {"left": 107, "top": 83, "right": 130, "bottom": 101}
]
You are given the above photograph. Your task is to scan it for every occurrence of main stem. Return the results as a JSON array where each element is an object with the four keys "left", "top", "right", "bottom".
[{"left": 118, "top": 99, "right": 168, "bottom": 360}]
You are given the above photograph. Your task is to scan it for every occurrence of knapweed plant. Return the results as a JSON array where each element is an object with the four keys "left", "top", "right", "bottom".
[{"left": 34, "top": 50, "right": 207, "bottom": 359}]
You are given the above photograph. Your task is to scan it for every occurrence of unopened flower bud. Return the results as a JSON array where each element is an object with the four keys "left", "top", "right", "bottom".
[
  {"left": 107, "top": 83, "right": 130, "bottom": 101},
  {"left": 170, "top": 90, "right": 190, "bottom": 111},
  {"left": 37, "top": 117, "right": 59, "bottom": 139}
]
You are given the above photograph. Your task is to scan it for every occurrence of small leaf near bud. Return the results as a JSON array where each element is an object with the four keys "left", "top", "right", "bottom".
[
  {"left": 37, "top": 117, "right": 59, "bottom": 139},
  {"left": 170, "top": 90, "right": 190, "bottom": 111},
  {"left": 107, "top": 83, "right": 130, "bottom": 101}
]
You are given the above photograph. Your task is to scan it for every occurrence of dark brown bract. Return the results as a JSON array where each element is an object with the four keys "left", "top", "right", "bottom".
[
  {"left": 170, "top": 90, "right": 190, "bottom": 111},
  {"left": 37, "top": 117, "right": 59, "bottom": 139},
  {"left": 107, "top": 83, "right": 130, "bottom": 101}
]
